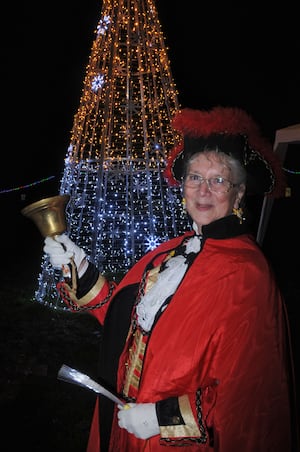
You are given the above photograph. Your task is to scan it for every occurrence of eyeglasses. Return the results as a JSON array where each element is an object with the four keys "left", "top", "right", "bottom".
[{"left": 184, "top": 173, "right": 238, "bottom": 193}]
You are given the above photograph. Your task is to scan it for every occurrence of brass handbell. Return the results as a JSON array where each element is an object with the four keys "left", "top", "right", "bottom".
[{"left": 21, "top": 194, "right": 70, "bottom": 237}]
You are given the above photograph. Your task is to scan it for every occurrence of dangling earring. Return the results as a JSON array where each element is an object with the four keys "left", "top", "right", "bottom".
[
  {"left": 232, "top": 206, "right": 245, "bottom": 224},
  {"left": 182, "top": 197, "right": 186, "bottom": 212}
]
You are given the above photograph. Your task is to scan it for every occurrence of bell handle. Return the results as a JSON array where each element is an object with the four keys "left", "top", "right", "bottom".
[
  {"left": 62, "top": 258, "right": 77, "bottom": 294},
  {"left": 54, "top": 236, "right": 77, "bottom": 295}
]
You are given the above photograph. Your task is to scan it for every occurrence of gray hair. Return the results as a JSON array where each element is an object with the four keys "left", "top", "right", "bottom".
[{"left": 183, "top": 147, "right": 247, "bottom": 186}]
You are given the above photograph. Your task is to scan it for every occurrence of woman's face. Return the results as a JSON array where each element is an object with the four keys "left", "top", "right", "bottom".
[{"left": 183, "top": 152, "right": 245, "bottom": 233}]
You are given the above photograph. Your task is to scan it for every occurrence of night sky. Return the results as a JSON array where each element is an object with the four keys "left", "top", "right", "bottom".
[{"left": 1, "top": 0, "right": 299, "bottom": 193}]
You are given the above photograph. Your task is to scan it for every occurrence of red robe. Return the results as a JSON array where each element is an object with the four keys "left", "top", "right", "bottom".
[{"left": 58, "top": 222, "right": 293, "bottom": 451}]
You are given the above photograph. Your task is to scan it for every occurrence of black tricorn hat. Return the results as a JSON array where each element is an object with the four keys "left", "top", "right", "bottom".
[{"left": 164, "top": 107, "right": 286, "bottom": 197}]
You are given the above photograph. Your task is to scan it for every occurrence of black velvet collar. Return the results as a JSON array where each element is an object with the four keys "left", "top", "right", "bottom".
[{"left": 200, "top": 214, "right": 251, "bottom": 240}]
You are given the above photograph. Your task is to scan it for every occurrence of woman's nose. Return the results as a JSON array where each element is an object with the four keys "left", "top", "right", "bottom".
[{"left": 197, "top": 179, "right": 211, "bottom": 194}]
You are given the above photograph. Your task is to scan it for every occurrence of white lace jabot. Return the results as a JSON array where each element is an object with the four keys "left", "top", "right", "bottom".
[{"left": 136, "top": 225, "right": 202, "bottom": 332}]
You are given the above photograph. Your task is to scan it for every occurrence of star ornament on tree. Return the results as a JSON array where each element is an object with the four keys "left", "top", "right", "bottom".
[
  {"left": 91, "top": 74, "right": 105, "bottom": 92},
  {"left": 97, "top": 15, "right": 111, "bottom": 36},
  {"left": 144, "top": 235, "right": 161, "bottom": 252}
]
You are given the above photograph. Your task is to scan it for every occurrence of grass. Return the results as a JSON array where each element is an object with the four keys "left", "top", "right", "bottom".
[{"left": 1, "top": 269, "right": 101, "bottom": 452}]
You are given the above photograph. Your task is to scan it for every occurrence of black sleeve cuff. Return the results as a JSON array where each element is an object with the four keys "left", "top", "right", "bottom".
[
  {"left": 76, "top": 262, "right": 100, "bottom": 298},
  {"left": 156, "top": 397, "right": 184, "bottom": 426}
]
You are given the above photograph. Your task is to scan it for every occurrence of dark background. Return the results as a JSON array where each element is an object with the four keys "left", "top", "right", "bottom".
[
  {"left": 1, "top": 0, "right": 299, "bottom": 301},
  {"left": 1, "top": 0, "right": 300, "bottom": 250},
  {"left": 1, "top": 0, "right": 299, "bottom": 191},
  {"left": 0, "top": 1, "right": 299, "bottom": 450}
]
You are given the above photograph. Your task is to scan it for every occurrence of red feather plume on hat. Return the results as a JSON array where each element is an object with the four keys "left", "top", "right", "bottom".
[{"left": 164, "top": 107, "right": 286, "bottom": 198}]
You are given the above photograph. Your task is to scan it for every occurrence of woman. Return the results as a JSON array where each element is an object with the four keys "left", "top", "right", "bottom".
[{"left": 44, "top": 106, "right": 294, "bottom": 451}]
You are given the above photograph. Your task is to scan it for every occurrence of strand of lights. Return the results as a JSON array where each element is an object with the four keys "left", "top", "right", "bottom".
[
  {"left": 283, "top": 167, "right": 300, "bottom": 175},
  {"left": 0, "top": 176, "right": 55, "bottom": 194}
]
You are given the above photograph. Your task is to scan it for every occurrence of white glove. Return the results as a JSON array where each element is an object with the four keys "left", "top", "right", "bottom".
[
  {"left": 43, "top": 234, "right": 88, "bottom": 278},
  {"left": 117, "top": 403, "right": 159, "bottom": 439}
]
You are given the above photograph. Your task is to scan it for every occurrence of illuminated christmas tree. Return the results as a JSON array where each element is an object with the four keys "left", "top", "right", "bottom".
[{"left": 35, "top": 0, "right": 190, "bottom": 309}]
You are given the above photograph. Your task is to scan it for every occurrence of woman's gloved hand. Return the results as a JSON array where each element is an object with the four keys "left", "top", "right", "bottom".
[
  {"left": 117, "top": 403, "right": 159, "bottom": 439},
  {"left": 43, "top": 234, "right": 88, "bottom": 278}
]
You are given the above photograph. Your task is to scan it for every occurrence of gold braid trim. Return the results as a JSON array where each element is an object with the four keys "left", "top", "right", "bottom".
[
  {"left": 61, "top": 274, "right": 114, "bottom": 311},
  {"left": 123, "top": 328, "right": 147, "bottom": 398},
  {"left": 160, "top": 395, "right": 201, "bottom": 438},
  {"left": 178, "top": 394, "right": 201, "bottom": 436}
]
